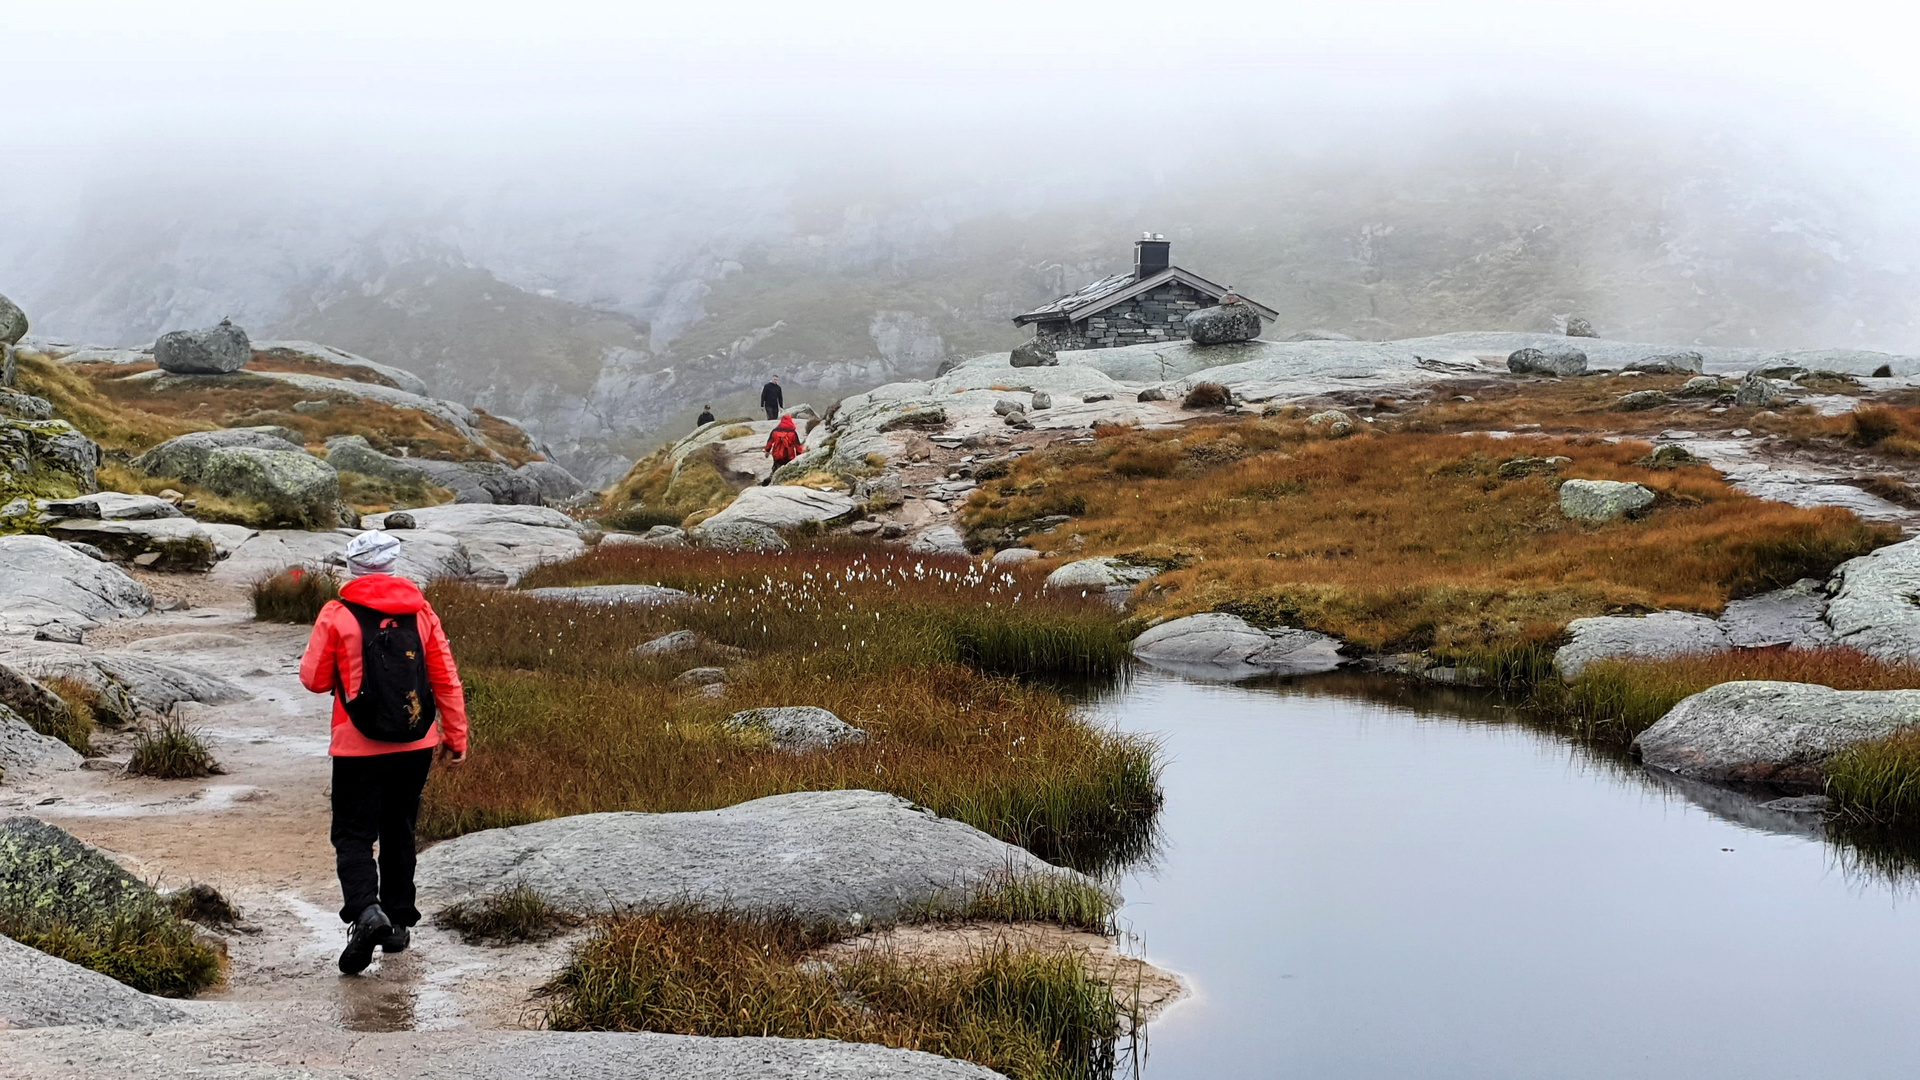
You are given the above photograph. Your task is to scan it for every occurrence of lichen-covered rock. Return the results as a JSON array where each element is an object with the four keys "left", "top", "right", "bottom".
[
  {"left": 1306, "top": 409, "right": 1354, "bottom": 436},
  {"left": 1553, "top": 611, "right": 1730, "bottom": 679},
  {"left": 153, "top": 318, "right": 251, "bottom": 375},
  {"left": 324, "top": 434, "right": 428, "bottom": 484},
  {"left": 1131, "top": 612, "right": 1345, "bottom": 678},
  {"left": 1044, "top": 557, "right": 1161, "bottom": 590},
  {"left": 1614, "top": 390, "right": 1669, "bottom": 411},
  {"left": 0, "top": 295, "right": 26, "bottom": 347},
  {"left": 133, "top": 430, "right": 338, "bottom": 524},
  {"left": 1632, "top": 681, "right": 1920, "bottom": 784},
  {"left": 0, "top": 389, "right": 54, "bottom": 420},
  {"left": 1626, "top": 351, "right": 1704, "bottom": 375},
  {"left": 691, "top": 520, "right": 788, "bottom": 552},
  {"left": 1826, "top": 537, "right": 1920, "bottom": 663},
  {"left": 991, "top": 548, "right": 1040, "bottom": 565},
  {"left": 705, "top": 486, "right": 858, "bottom": 531},
  {"left": 1009, "top": 339, "right": 1057, "bottom": 368},
  {"left": 1558, "top": 478, "right": 1655, "bottom": 521},
  {"left": 0, "top": 418, "right": 100, "bottom": 496},
  {"left": 1677, "top": 375, "right": 1730, "bottom": 397},
  {"left": 1507, "top": 347, "right": 1588, "bottom": 376},
  {"left": 43, "top": 493, "right": 183, "bottom": 521},
  {"left": 1030, "top": 391, "right": 1052, "bottom": 410},
  {"left": 415, "top": 789, "right": 1097, "bottom": 927},
  {"left": 1184, "top": 301, "right": 1263, "bottom": 345},
  {"left": 1734, "top": 372, "right": 1781, "bottom": 407},
  {"left": 725, "top": 707, "right": 868, "bottom": 753},
  {"left": 633, "top": 630, "right": 701, "bottom": 656}
]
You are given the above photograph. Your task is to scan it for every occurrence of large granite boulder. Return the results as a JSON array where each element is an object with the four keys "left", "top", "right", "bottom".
[
  {"left": 1507, "top": 347, "right": 1588, "bottom": 376},
  {"left": 1559, "top": 478, "right": 1655, "bottom": 521},
  {"left": 1184, "top": 301, "right": 1263, "bottom": 345},
  {"left": 1553, "top": 611, "right": 1731, "bottom": 680},
  {"left": 0, "top": 535, "right": 153, "bottom": 636},
  {"left": 724, "top": 707, "right": 868, "bottom": 753},
  {"left": 1733, "top": 372, "right": 1781, "bottom": 408},
  {"left": 1009, "top": 339, "right": 1057, "bottom": 368},
  {"left": 0, "top": 294, "right": 26, "bottom": 347},
  {"left": 411, "top": 459, "right": 543, "bottom": 505},
  {"left": 6, "top": 647, "right": 248, "bottom": 725},
  {"left": 362, "top": 504, "right": 587, "bottom": 585},
  {"left": 0, "top": 704, "right": 83, "bottom": 780},
  {"left": 690, "top": 520, "right": 788, "bottom": 552},
  {"left": 1633, "top": 681, "right": 1920, "bottom": 785},
  {"left": 517, "top": 460, "right": 586, "bottom": 503},
  {"left": 1044, "top": 557, "right": 1161, "bottom": 591},
  {"left": 323, "top": 434, "right": 429, "bottom": 484},
  {"left": 704, "top": 486, "right": 859, "bottom": 531},
  {"left": 1826, "top": 538, "right": 1920, "bottom": 663},
  {"left": 0, "top": 418, "right": 101, "bottom": 495},
  {"left": 134, "top": 428, "right": 339, "bottom": 524},
  {"left": 1131, "top": 612, "right": 1344, "bottom": 679},
  {"left": 153, "top": 319, "right": 250, "bottom": 375},
  {"left": 416, "top": 789, "right": 1097, "bottom": 927}
]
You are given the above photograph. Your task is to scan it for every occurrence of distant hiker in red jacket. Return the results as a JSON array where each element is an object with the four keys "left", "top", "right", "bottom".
[
  {"left": 299, "top": 530, "right": 469, "bottom": 975},
  {"left": 763, "top": 414, "right": 803, "bottom": 485}
]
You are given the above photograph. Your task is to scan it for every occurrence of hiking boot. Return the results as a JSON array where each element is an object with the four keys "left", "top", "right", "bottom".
[
  {"left": 339, "top": 904, "right": 391, "bottom": 975},
  {"left": 381, "top": 925, "right": 411, "bottom": 954}
]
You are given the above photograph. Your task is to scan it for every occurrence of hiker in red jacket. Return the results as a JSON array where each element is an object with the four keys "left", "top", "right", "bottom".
[
  {"left": 299, "top": 530, "right": 469, "bottom": 975},
  {"left": 763, "top": 414, "right": 803, "bottom": 485}
]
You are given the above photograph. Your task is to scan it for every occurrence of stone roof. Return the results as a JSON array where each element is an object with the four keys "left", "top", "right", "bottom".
[{"left": 1014, "top": 267, "right": 1277, "bottom": 326}]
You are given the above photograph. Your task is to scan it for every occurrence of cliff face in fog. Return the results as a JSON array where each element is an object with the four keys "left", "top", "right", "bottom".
[{"left": 8, "top": 125, "right": 1916, "bottom": 482}]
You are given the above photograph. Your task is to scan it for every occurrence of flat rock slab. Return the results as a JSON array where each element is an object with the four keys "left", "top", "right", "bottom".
[
  {"left": 907, "top": 526, "right": 967, "bottom": 555},
  {"left": 0, "top": 933, "right": 186, "bottom": 1030},
  {"left": 1633, "top": 681, "right": 1920, "bottom": 785},
  {"left": 435, "top": 1032, "right": 1008, "bottom": 1080},
  {"left": 520, "top": 584, "right": 696, "bottom": 606},
  {"left": 1045, "top": 557, "right": 1160, "bottom": 590},
  {"left": 1554, "top": 611, "right": 1731, "bottom": 680},
  {"left": 1826, "top": 538, "right": 1920, "bottom": 663},
  {"left": 0, "top": 535, "right": 152, "bottom": 635},
  {"left": 44, "top": 518, "right": 221, "bottom": 572},
  {"left": 209, "top": 529, "right": 354, "bottom": 585},
  {"left": 416, "top": 789, "right": 1092, "bottom": 927},
  {"left": 705, "top": 486, "right": 860, "bottom": 530},
  {"left": 1131, "top": 612, "right": 1344, "bottom": 680},
  {"left": 3, "top": 646, "right": 248, "bottom": 724},
  {"left": 726, "top": 706, "right": 868, "bottom": 753},
  {"left": 42, "top": 493, "right": 182, "bottom": 521},
  {"left": 1718, "top": 579, "right": 1833, "bottom": 649},
  {"left": 365, "top": 507, "right": 586, "bottom": 585}
]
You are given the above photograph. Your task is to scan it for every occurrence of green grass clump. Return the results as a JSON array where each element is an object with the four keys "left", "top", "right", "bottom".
[
  {"left": 940, "top": 609, "right": 1135, "bottom": 679},
  {"left": 250, "top": 567, "right": 340, "bottom": 623},
  {"left": 548, "top": 908, "right": 1125, "bottom": 1080},
  {"left": 435, "top": 882, "right": 583, "bottom": 944},
  {"left": 126, "top": 718, "right": 221, "bottom": 779},
  {"left": 913, "top": 873, "right": 1118, "bottom": 934},
  {"left": 1826, "top": 730, "right": 1920, "bottom": 824},
  {"left": 0, "top": 819, "right": 222, "bottom": 996}
]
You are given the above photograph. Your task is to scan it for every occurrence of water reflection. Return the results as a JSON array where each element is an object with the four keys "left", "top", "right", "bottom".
[
  {"left": 335, "top": 951, "right": 422, "bottom": 1032},
  {"left": 1092, "top": 670, "right": 1920, "bottom": 1080}
]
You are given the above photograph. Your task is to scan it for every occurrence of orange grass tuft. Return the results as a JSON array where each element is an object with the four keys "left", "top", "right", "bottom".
[{"left": 962, "top": 419, "right": 1894, "bottom": 652}]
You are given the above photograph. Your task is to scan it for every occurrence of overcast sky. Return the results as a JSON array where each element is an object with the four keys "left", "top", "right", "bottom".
[{"left": 8, "top": 0, "right": 1918, "bottom": 167}]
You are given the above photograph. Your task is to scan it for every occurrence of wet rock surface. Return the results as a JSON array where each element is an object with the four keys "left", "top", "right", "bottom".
[
  {"left": 1825, "top": 538, "right": 1920, "bottom": 663},
  {"left": 0, "top": 535, "right": 152, "bottom": 635},
  {"left": 1718, "top": 579, "right": 1833, "bottom": 649},
  {"left": 1633, "top": 681, "right": 1920, "bottom": 784},
  {"left": 703, "top": 486, "right": 859, "bottom": 531},
  {"left": 0, "top": 933, "right": 187, "bottom": 1030},
  {"left": 1554, "top": 611, "right": 1731, "bottom": 679},
  {"left": 416, "top": 790, "right": 1093, "bottom": 926},
  {"left": 0, "top": 705, "right": 83, "bottom": 779},
  {"left": 1132, "top": 612, "right": 1345, "bottom": 679}
]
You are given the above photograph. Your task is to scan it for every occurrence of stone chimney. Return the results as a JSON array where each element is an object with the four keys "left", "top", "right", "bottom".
[{"left": 1133, "top": 232, "right": 1170, "bottom": 279}]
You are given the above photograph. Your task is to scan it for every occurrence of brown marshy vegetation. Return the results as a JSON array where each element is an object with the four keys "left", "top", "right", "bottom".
[
  {"left": 962, "top": 416, "right": 1893, "bottom": 655},
  {"left": 423, "top": 547, "right": 1158, "bottom": 870}
]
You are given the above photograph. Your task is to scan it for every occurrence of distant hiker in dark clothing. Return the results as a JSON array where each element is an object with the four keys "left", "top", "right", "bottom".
[
  {"left": 300, "top": 531, "right": 468, "bottom": 976},
  {"left": 696, "top": 405, "right": 715, "bottom": 427},
  {"left": 763, "top": 414, "right": 803, "bottom": 484},
  {"left": 760, "top": 376, "right": 784, "bottom": 420}
]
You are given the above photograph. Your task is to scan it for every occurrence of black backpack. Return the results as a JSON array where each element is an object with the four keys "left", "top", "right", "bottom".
[{"left": 338, "top": 600, "right": 438, "bottom": 743}]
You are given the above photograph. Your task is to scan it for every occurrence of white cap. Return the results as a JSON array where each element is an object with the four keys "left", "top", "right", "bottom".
[{"left": 343, "top": 530, "right": 401, "bottom": 576}]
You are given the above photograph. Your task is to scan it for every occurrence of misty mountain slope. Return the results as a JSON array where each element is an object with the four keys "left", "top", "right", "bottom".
[{"left": 9, "top": 125, "right": 1917, "bottom": 485}]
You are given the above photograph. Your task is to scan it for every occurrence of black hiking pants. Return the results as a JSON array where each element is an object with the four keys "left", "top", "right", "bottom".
[
  {"left": 331, "top": 748, "right": 433, "bottom": 926},
  {"left": 764, "top": 403, "right": 780, "bottom": 420}
]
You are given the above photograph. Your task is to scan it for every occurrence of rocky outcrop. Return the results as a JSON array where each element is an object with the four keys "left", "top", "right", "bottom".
[
  {"left": 725, "top": 707, "right": 868, "bottom": 753},
  {"left": 633, "top": 630, "right": 701, "bottom": 655},
  {"left": 1044, "top": 557, "right": 1161, "bottom": 591},
  {"left": 1633, "top": 681, "right": 1920, "bottom": 784},
  {"left": 0, "top": 705, "right": 83, "bottom": 780},
  {"left": 0, "top": 294, "right": 26, "bottom": 348},
  {"left": 1009, "top": 340, "right": 1057, "bottom": 368},
  {"left": 1614, "top": 390, "right": 1669, "bottom": 411},
  {"left": 0, "top": 418, "right": 100, "bottom": 496},
  {"left": 1719, "top": 579, "right": 1833, "bottom": 649},
  {"left": 1554, "top": 612, "right": 1731, "bottom": 679},
  {"left": 517, "top": 460, "right": 586, "bottom": 503},
  {"left": 154, "top": 319, "right": 251, "bottom": 375},
  {"left": 42, "top": 493, "right": 182, "bottom": 521},
  {"left": 134, "top": 429, "right": 339, "bottom": 525},
  {"left": 416, "top": 790, "right": 1097, "bottom": 927},
  {"left": 0, "top": 933, "right": 187, "bottom": 1029},
  {"left": 411, "top": 459, "right": 542, "bottom": 505},
  {"left": 1825, "top": 538, "right": 1920, "bottom": 663},
  {"left": 0, "top": 535, "right": 153, "bottom": 636},
  {"left": 906, "top": 525, "right": 967, "bottom": 555},
  {"left": 1558, "top": 478, "right": 1655, "bottom": 521},
  {"left": 1733, "top": 372, "right": 1780, "bottom": 407},
  {"left": 5, "top": 647, "right": 248, "bottom": 725},
  {"left": 1131, "top": 612, "right": 1344, "bottom": 678},
  {"left": 44, "top": 518, "right": 222, "bottom": 572},
  {"left": 1626, "top": 351, "right": 1704, "bottom": 375},
  {"left": 691, "top": 520, "right": 788, "bottom": 552},
  {"left": 704, "top": 486, "right": 859, "bottom": 531},
  {"left": 1183, "top": 301, "right": 1263, "bottom": 345},
  {"left": 1507, "top": 347, "right": 1587, "bottom": 376},
  {"left": 323, "top": 434, "right": 429, "bottom": 485},
  {"left": 363, "top": 505, "right": 588, "bottom": 585}
]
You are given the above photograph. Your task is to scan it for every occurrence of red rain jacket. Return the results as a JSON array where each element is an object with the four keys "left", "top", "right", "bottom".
[
  {"left": 765, "top": 417, "right": 803, "bottom": 466},
  {"left": 299, "top": 573, "right": 469, "bottom": 757}
]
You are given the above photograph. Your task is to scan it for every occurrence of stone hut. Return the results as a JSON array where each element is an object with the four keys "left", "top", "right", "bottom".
[{"left": 1012, "top": 235, "right": 1277, "bottom": 351}]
